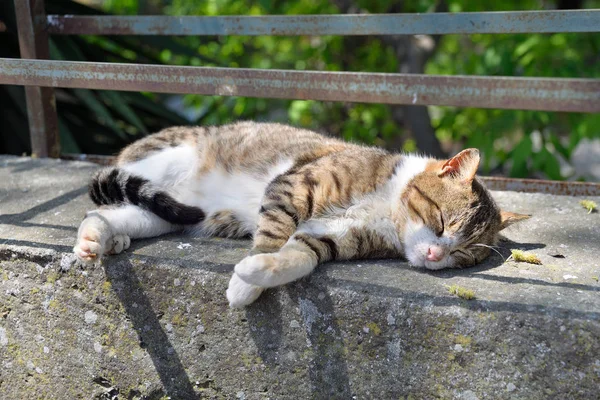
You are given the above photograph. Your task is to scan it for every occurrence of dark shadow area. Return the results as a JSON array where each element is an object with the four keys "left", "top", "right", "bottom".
[
  {"left": 466, "top": 272, "right": 600, "bottom": 293},
  {"left": 329, "top": 277, "right": 600, "bottom": 321},
  {"left": 6, "top": 221, "right": 77, "bottom": 232},
  {"left": 0, "top": 238, "right": 72, "bottom": 253},
  {"left": 245, "top": 291, "right": 283, "bottom": 366},
  {"left": 244, "top": 272, "right": 352, "bottom": 398},
  {"left": 104, "top": 259, "right": 199, "bottom": 399},
  {"left": 0, "top": 186, "right": 87, "bottom": 223},
  {"left": 497, "top": 237, "right": 547, "bottom": 252},
  {"left": 288, "top": 276, "right": 352, "bottom": 399}
]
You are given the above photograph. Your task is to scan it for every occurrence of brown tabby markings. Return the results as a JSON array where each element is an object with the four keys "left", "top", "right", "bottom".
[
  {"left": 252, "top": 148, "right": 401, "bottom": 254},
  {"left": 202, "top": 210, "right": 248, "bottom": 238}
]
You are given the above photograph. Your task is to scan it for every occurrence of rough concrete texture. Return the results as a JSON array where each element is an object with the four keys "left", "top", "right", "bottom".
[{"left": 0, "top": 155, "right": 599, "bottom": 400}]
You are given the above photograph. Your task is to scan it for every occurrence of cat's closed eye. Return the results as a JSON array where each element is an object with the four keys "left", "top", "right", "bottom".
[{"left": 436, "top": 212, "right": 445, "bottom": 237}]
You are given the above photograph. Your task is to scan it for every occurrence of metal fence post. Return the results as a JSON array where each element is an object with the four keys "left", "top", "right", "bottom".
[{"left": 15, "top": 0, "right": 59, "bottom": 158}]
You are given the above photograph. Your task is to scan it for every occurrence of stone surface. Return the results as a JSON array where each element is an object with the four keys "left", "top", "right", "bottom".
[{"left": 0, "top": 155, "right": 599, "bottom": 399}]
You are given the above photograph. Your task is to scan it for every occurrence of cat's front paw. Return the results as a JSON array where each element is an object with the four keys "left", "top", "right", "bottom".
[
  {"left": 234, "top": 253, "right": 281, "bottom": 287},
  {"left": 226, "top": 273, "right": 264, "bottom": 308}
]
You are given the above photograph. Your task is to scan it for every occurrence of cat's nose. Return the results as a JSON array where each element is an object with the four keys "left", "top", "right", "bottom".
[{"left": 426, "top": 246, "right": 446, "bottom": 262}]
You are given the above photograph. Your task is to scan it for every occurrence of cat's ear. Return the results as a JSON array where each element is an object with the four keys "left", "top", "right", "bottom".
[
  {"left": 438, "top": 148, "right": 480, "bottom": 183},
  {"left": 499, "top": 210, "right": 530, "bottom": 230}
]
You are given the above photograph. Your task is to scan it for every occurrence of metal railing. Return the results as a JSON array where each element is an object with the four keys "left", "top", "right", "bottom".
[{"left": 1, "top": 1, "right": 600, "bottom": 196}]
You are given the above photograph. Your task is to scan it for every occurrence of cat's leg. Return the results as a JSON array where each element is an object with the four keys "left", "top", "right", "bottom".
[
  {"left": 251, "top": 169, "right": 321, "bottom": 253},
  {"left": 230, "top": 183, "right": 310, "bottom": 308},
  {"left": 252, "top": 196, "right": 301, "bottom": 253},
  {"left": 74, "top": 204, "right": 179, "bottom": 262},
  {"left": 235, "top": 218, "right": 400, "bottom": 288}
]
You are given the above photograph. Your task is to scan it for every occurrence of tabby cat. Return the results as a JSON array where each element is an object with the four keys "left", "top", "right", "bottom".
[{"left": 73, "top": 122, "right": 529, "bottom": 307}]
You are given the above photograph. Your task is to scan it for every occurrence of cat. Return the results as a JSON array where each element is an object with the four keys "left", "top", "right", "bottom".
[{"left": 73, "top": 121, "right": 529, "bottom": 307}]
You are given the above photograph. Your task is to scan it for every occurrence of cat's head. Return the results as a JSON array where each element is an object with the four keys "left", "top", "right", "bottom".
[{"left": 401, "top": 149, "right": 529, "bottom": 270}]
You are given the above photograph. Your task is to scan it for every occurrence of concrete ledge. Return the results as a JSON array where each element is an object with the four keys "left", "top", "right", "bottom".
[{"left": 1, "top": 155, "right": 599, "bottom": 399}]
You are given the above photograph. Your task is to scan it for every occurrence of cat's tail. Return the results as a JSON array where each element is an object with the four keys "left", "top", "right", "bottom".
[{"left": 88, "top": 167, "right": 205, "bottom": 225}]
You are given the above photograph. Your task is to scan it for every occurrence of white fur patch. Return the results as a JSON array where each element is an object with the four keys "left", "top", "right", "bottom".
[
  {"left": 403, "top": 220, "right": 458, "bottom": 270},
  {"left": 186, "top": 159, "right": 294, "bottom": 234},
  {"left": 389, "top": 154, "right": 430, "bottom": 200},
  {"left": 226, "top": 273, "right": 264, "bottom": 308},
  {"left": 120, "top": 144, "right": 293, "bottom": 236},
  {"left": 122, "top": 144, "right": 198, "bottom": 187},
  {"left": 296, "top": 217, "right": 354, "bottom": 238}
]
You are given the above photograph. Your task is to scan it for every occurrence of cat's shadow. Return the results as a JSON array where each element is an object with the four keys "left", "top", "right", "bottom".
[{"left": 244, "top": 275, "right": 353, "bottom": 399}]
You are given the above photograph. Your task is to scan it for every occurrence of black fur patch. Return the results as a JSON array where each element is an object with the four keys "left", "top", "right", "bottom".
[
  {"left": 143, "top": 192, "right": 205, "bottom": 225},
  {"left": 318, "top": 237, "right": 338, "bottom": 260},
  {"left": 89, "top": 178, "right": 104, "bottom": 205},
  {"left": 99, "top": 174, "right": 112, "bottom": 204},
  {"left": 124, "top": 176, "right": 145, "bottom": 205},
  {"left": 294, "top": 234, "right": 323, "bottom": 262},
  {"left": 106, "top": 169, "right": 124, "bottom": 203}
]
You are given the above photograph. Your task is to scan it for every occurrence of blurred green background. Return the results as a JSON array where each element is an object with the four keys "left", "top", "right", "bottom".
[{"left": 1, "top": 0, "right": 599, "bottom": 181}]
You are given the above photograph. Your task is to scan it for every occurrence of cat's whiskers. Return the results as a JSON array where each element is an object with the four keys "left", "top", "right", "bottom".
[{"left": 473, "top": 243, "right": 506, "bottom": 262}]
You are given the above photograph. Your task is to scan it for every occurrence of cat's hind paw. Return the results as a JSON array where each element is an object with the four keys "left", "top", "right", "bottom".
[
  {"left": 73, "top": 237, "right": 104, "bottom": 263},
  {"left": 73, "top": 213, "right": 112, "bottom": 263},
  {"left": 226, "top": 273, "right": 264, "bottom": 308},
  {"left": 234, "top": 253, "right": 281, "bottom": 287},
  {"left": 107, "top": 234, "right": 131, "bottom": 255}
]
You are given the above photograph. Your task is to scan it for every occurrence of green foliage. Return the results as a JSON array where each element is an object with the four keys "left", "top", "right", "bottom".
[
  {"left": 427, "top": 0, "right": 600, "bottom": 179},
  {"left": 0, "top": 0, "right": 189, "bottom": 155}
]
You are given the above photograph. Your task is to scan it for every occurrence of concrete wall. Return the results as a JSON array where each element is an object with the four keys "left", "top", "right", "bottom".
[{"left": 1, "top": 156, "right": 599, "bottom": 399}]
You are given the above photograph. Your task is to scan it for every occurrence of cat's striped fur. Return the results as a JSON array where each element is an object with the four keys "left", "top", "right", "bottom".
[{"left": 74, "top": 122, "right": 529, "bottom": 307}]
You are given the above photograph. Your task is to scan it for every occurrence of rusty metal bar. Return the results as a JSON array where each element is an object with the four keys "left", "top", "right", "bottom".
[
  {"left": 481, "top": 177, "right": 600, "bottom": 197},
  {"left": 1, "top": 58, "right": 599, "bottom": 112},
  {"left": 15, "top": 0, "right": 60, "bottom": 158},
  {"left": 45, "top": 10, "right": 600, "bottom": 36}
]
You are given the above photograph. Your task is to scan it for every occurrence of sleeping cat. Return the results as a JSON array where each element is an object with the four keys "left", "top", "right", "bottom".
[{"left": 73, "top": 122, "right": 529, "bottom": 307}]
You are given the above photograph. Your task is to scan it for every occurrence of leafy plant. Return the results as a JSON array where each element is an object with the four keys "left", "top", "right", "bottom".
[{"left": 0, "top": 0, "right": 191, "bottom": 155}]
